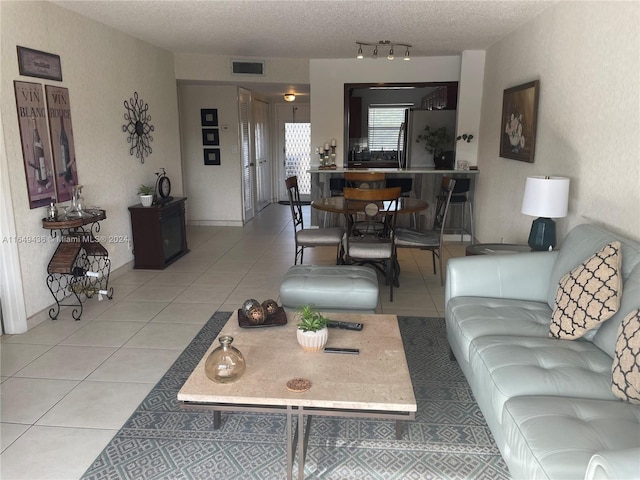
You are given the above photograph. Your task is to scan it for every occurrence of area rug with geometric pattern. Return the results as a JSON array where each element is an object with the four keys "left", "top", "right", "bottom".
[{"left": 81, "top": 312, "right": 510, "bottom": 480}]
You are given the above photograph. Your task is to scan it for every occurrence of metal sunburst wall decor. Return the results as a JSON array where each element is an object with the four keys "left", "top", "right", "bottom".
[{"left": 122, "top": 91, "right": 154, "bottom": 163}]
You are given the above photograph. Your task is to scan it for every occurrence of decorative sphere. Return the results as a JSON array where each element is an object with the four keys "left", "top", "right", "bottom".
[
  {"left": 247, "top": 304, "right": 266, "bottom": 325},
  {"left": 262, "top": 299, "right": 279, "bottom": 316},
  {"left": 241, "top": 299, "right": 260, "bottom": 317}
]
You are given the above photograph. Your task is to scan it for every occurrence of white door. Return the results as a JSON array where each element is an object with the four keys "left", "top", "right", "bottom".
[
  {"left": 239, "top": 88, "right": 255, "bottom": 222},
  {"left": 276, "top": 104, "right": 310, "bottom": 202},
  {"left": 253, "top": 98, "right": 271, "bottom": 212}
]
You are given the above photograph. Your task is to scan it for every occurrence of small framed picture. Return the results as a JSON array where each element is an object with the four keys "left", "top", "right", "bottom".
[
  {"left": 200, "top": 108, "right": 218, "bottom": 126},
  {"left": 17, "top": 46, "right": 63, "bottom": 81},
  {"left": 202, "top": 128, "right": 219, "bottom": 146},
  {"left": 204, "top": 148, "right": 221, "bottom": 165}
]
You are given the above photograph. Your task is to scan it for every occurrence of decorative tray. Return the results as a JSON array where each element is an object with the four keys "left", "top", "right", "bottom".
[{"left": 238, "top": 307, "right": 288, "bottom": 328}]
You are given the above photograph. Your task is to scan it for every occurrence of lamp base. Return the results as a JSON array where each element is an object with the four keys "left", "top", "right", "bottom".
[{"left": 528, "top": 217, "right": 556, "bottom": 251}]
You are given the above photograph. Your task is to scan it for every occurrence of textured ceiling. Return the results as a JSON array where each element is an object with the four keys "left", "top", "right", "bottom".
[
  {"left": 50, "top": 0, "right": 556, "bottom": 100},
  {"left": 51, "top": 0, "right": 555, "bottom": 58}
]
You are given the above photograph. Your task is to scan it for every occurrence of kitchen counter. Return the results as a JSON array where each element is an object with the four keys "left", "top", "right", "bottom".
[{"left": 309, "top": 167, "right": 479, "bottom": 174}]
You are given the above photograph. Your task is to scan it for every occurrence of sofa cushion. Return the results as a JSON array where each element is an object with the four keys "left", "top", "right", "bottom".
[
  {"left": 446, "top": 297, "right": 551, "bottom": 363},
  {"left": 502, "top": 396, "right": 640, "bottom": 480},
  {"left": 547, "top": 225, "right": 640, "bottom": 308},
  {"left": 469, "top": 335, "right": 615, "bottom": 426},
  {"left": 612, "top": 308, "right": 640, "bottom": 404},
  {"left": 550, "top": 241, "right": 622, "bottom": 340},
  {"left": 593, "top": 263, "right": 640, "bottom": 359}
]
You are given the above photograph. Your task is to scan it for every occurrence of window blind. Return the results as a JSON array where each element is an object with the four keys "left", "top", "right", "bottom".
[{"left": 368, "top": 105, "right": 409, "bottom": 151}]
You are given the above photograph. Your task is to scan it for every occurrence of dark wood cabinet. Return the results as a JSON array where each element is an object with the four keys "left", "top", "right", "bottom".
[
  {"left": 348, "top": 97, "right": 362, "bottom": 138},
  {"left": 129, "top": 197, "right": 189, "bottom": 269}
]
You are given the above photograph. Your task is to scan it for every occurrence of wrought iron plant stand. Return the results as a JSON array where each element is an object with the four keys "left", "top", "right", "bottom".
[{"left": 42, "top": 209, "right": 113, "bottom": 321}]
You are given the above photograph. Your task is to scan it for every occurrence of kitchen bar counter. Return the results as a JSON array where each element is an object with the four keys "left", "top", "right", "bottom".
[{"left": 309, "top": 167, "right": 478, "bottom": 234}]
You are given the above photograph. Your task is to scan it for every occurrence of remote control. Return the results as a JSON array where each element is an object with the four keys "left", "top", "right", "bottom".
[
  {"left": 327, "top": 320, "right": 363, "bottom": 331},
  {"left": 324, "top": 347, "right": 360, "bottom": 355}
]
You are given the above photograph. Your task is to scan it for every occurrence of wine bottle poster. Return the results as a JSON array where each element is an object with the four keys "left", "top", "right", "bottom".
[
  {"left": 13, "top": 81, "right": 56, "bottom": 209},
  {"left": 45, "top": 86, "right": 78, "bottom": 203}
]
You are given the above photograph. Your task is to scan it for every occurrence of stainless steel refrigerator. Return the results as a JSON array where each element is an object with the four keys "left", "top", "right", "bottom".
[{"left": 398, "top": 108, "right": 457, "bottom": 169}]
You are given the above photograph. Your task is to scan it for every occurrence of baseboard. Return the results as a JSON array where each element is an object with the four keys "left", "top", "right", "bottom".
[
  {"left": 26, "top": 260, "right": 134, "bottom": 330},
  {"left": 187, "top": 220, "right": 244, "bottom": 227}
]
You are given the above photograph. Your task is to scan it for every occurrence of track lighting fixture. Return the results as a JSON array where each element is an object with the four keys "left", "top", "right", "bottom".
[{"left": 355, "top": 40, "right": 412, "bottom": 61}]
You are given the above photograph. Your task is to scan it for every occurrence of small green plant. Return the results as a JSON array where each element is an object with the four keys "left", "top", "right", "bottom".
[
  {"left": 296, "top": 305, "right": 328, "bottom": 332},
  {"left": 416, "top": 125, "right": 451, "bottom": 156},
  {"left": 137, "top": 184, "right": 154, "bottom": 195}
]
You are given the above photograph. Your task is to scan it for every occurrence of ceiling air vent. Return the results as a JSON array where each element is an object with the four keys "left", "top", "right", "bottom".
[{"left": 231, "top": 60, "right": 265, "bottom": 76}]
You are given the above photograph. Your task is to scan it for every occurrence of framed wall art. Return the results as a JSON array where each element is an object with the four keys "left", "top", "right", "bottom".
[
  {"left": 204, "top": 148, "right": 221, "bottom": 165},
  {"left": 17, "top": 46, "right": 63, "bottom": 82},
  {"left": 46, "top": 86, "right": 79, "bottom": 203},
  {"left": 202, "top": 128, "right": 219, "bottom": 146},
  {"left": 500, "top": 80, "right": 540, "bottom": 163},
  {"left": 200, "top": 108, "right": 218, "bottom": 126},
  {"left": 14, "top": 81, "right": 57, "bottom": 209}
]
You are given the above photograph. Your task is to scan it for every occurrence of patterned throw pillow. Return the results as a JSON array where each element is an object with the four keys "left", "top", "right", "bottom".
[
  {"left": 549, "top": 241, "right": 622, "bottom": 339},
  {"left": 611, "top": 309, "right": 640, "bottom": 404}
]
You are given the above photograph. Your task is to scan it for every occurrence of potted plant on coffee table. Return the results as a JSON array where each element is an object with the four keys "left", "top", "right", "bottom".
[
  {"left": 296, "top": 304, "right": 329, "bottom": 352},
  {"left": 138, "top": 184, "right": 154, "bottom": 207}
]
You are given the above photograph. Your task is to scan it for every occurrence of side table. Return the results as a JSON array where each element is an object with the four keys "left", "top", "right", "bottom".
[
  {"left": 42, "top": 209, "right": 114, "bottom": 320},
  {"left": 465, "top": 243, "right": 531, "bottom": 256}
]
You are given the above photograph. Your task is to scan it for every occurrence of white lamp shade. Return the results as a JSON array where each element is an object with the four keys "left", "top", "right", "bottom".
[{"left": 521, "top": 176, "right": 570, "bottom": 218}]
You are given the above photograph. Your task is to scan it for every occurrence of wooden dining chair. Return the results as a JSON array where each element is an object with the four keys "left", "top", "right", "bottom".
[
  {"left": 342, "top": 186, "right": 401, "bottom": 301},
  {"left": 285, "top": 176, "right": 344, "bottom": 265},
  {"left": 394, "top": 177, "right": 455, "bottom": 286},
  {"left": 344, "top": 172, "right": 386, "bottom": 189}
]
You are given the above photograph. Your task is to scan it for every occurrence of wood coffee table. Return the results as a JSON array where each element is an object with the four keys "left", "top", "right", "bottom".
[{"left": 178, "top": 310, "right": 417, "bottom": 480}]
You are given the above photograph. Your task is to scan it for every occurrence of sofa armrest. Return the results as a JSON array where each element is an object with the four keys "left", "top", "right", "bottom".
[
  {"left": 584, "top": 448, "right": 640, "bottom": 480},
  {"left": 445, "top": 251, "right": 559, "bottom": 306}
]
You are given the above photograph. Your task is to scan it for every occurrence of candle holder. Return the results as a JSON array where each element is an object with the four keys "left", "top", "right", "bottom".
[{"left": 318, "top": 140, "right": 338, "bottom": 169}]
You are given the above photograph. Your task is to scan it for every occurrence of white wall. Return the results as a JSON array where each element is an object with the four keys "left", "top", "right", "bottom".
[
  {"left": 175, "top": 53, "right": 309, "bottom": 85},
  {"left": 476, "top": 1, "right": 640, "bottom": 245},
  {"left": 455, "top": 51, "right": 485, "bottom": 165},
  {"left": 177, "top": 83, "right": 244, "bottom": 225},
  {"left": 1, "top": 1, "right": 183, "bottom": 322}
]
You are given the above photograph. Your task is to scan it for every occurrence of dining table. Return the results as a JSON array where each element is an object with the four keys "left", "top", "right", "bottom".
[
  {"left": 311, "top": 196, "right": 428, "bottom": 216},
  {"left": 312, "top": 195, "right": 429, "bottom": 287}
]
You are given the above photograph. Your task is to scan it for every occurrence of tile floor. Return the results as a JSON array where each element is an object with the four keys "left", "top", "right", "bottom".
[{"left": 0, "top": 203, "right": 468, "bottom": 480}]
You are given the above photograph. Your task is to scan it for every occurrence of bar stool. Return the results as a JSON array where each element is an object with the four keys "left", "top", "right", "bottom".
[
  {"left": 445, "top": 177, "right": 474, "bottom": 242},
  {"left": 386, "top": 178, "right": 415, "bottom": 227},
  {"left": 322, "top": 177, "right": 346, "bottom": 227}
]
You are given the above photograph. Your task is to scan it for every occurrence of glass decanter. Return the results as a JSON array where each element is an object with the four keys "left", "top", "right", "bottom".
[
  {"left": 68, "top": 185, "right": 86, "bottom": 217},
  {"left": 204, "top": 335, "right": 246, "bottom": 383}
]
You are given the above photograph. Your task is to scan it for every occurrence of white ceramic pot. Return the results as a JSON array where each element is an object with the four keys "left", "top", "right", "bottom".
[
  {"left": 140, "top": 194, "right": 154, "bottom": 207},
  {"left": 296, "top": 327, "right": 328, "bottom": 352}
]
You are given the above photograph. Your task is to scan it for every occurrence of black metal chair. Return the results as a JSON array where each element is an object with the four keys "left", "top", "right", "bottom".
[
  {"left": 342, "top": 186, "right": 401, "bottom": 301},
  {"left": 394, "top": 177, "right": 455, "bottom": 286},
  {"left": 285, "top": 176, "right": 344, "bottom": 265}
]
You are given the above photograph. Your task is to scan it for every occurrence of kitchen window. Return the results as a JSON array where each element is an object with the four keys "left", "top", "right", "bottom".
[{"left": 368, "top": 104, "right": 410, "bottom": 151}]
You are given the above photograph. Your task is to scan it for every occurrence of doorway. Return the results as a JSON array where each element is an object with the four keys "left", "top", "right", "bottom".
[
  {"left": 239, "top": 88, "right": 255, "bottom": 223},
  {"left": 276, "top": 104, "right": 310, "bottom": 201}
]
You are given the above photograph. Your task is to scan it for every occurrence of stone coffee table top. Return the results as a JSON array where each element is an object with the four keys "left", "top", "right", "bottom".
[{"left": 178, "top": 310, "right": 416, "bottom": 413}]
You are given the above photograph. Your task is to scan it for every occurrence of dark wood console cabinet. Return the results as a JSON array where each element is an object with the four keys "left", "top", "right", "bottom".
[{"left": 129, "top": 197, "right": 189, "bottom": 269}]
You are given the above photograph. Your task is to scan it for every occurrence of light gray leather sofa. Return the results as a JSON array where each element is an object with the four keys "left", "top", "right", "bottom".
[{"left": 445, "top": 224, "right": 640, "bottom": 480}]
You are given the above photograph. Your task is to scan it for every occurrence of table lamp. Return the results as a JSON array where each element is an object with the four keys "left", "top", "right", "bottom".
[{"left": 521, "top": 176, "right": 570, "bottom": 251}]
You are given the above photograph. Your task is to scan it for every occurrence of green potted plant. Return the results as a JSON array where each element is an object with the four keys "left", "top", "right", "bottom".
[
  {"left": 137, "top": 184, "right": 154, "bottom": 207},
  {"left": 296, "top": 304, "right": 329, "bottom": 352},
  {"left": 417, "top": 125, "right": 452, "bottom": 169}
]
